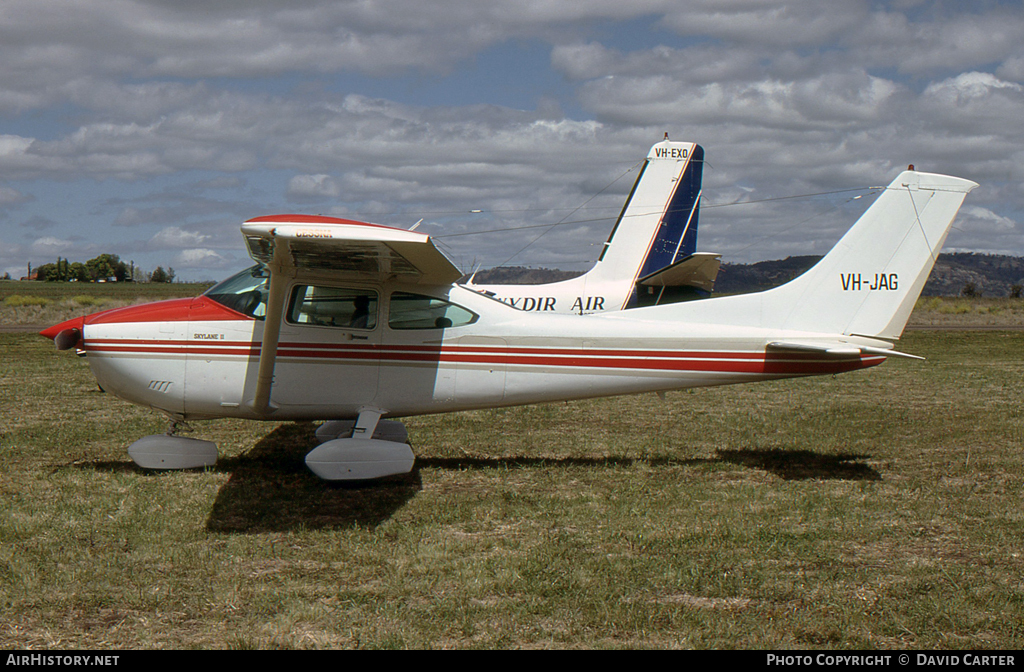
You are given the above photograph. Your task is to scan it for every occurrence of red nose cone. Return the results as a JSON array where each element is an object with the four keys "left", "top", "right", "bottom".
[
  {"left": 40, "top": 316, "right": 86, "bottom": 342},
  {"left": 39, "top": 298, "right": 195, "bottom": 348}
]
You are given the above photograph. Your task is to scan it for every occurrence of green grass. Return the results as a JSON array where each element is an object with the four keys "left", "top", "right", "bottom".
[
  {"left": 911, "top": 296, "right": 1024, "bottom": 327},
  {"left": 3, "top": 295, "right": 52, "bottom": 307},
  {"left": 0, "top": 280, "right": 212, "bottom": 326},
  {"left": 0, "top": 279, "right": 213, "bottom": 301},
  {"left": 1, "top": 331, "right": 1023, "bottom": 649}
]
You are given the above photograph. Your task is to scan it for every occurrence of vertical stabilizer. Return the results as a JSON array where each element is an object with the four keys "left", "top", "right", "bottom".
[
  {"left": 656, "top": 169, "right": 977, "bottom": 339},
  {"left": 589, "top": 141, "right": 704, "bottom": 307},
  {"left": 769, "top": 170, "right": 977, "bottom": 338}
]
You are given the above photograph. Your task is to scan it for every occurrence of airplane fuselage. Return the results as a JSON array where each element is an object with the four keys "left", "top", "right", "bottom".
[{"left": 70, "top": 281, "right": 882, "bottom": 423}]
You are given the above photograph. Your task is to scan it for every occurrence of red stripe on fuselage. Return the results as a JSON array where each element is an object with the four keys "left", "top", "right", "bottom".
[{"left": 82, "top": 337, "right": 883, "bottom": 376}]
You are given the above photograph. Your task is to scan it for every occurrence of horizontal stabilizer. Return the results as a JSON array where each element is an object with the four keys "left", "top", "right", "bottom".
[
  {"left": 767, "top": 341, "right": 924, "bottom": 361},
  {"left": 637, "top": 252, "right": 721, "bottom": 292}
]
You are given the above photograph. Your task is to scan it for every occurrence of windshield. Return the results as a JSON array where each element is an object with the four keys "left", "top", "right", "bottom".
[{"left": 204, "top": 264, "right": 268, "bottom": 319}]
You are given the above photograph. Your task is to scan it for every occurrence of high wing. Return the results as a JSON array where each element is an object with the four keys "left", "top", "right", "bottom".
[
  {"left": 241, "top": 215, "right": 462, "bottom": 284},
  {"left": 240, "top": 215, "right": 463, "bottom": 414}
]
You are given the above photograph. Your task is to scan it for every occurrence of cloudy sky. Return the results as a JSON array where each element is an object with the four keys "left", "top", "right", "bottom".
[{"left": 2, "top": 0, "right": 1023, "bottom": 281}]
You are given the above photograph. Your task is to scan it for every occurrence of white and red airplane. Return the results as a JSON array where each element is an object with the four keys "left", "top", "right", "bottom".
[
  {"left": 464, "top": 138, "right": 720, "bottom": 313},
  {"left": 42, "top": 164, "right": 977, "bottom": 481}
]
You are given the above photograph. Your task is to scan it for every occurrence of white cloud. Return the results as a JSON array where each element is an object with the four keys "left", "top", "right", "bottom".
[
  {"left": 0, "top": 0, "right": 678, "bottom": 96},
  {"left": 958, "top": 206, "right": 1018, "bottom": 233},
  {"left": 0, "top": 186, "right": 31, "bottom": 206},
  {"left": 149, "top": 226, "right": 211, "bottom": 249},
  {"left": 30, "top": 236, "right": 81, "bottom": 255},
  {"left": 287, "top": 174, "right": 342, "bottom": 199},
  {"left": 172, "top": 248, "right": 229, "bottom": 268},
  {"left": 659, "top": 0, "right": 868, "bottom": 47},
  {"left": 996, "top": 55, "right": 1024, "bottom": 82},
  {"left": 923, "top": 71, "right": 1024, "bottom": 101}
]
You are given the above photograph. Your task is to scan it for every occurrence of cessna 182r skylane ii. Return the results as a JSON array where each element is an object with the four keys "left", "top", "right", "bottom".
[
  {"left": 42, "top": 164, "right": 977, "bottom": 481},
  {"left": 465, "top": 138, "right": 721, "bottom": 312}
]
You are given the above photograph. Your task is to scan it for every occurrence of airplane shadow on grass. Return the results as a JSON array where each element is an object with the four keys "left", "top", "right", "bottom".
[
  {"left": 205, "top": 422, "right": 420, "bottom": 534},
  {"left": 715, "top": 448, "right": 882, "bottom": 482},
  {"left": 77, "top": 422, "right": 881, "bottom": 533}
]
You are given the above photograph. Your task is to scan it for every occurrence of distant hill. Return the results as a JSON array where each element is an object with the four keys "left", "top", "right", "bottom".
[
  {"left": 466, "top": 254, "right": 1024, "bottom": 297},
  {"left": 462, "top": 266, "right": 584, "bottom": 285},
  {"left": 922, "top": 253, "right": 1024, "bottom": 297},
  {"left": 716, "top": 253, "right": 1024, "bottom": 297},
  {"left": 713, "top": 255, "right": 822, "bottom": 295}
]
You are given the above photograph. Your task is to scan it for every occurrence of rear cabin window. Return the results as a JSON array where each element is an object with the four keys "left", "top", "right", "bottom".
[
  {"left": 388, "top": 292, "right": 478, "bottom": 330},
  {"left": 288, "top": 286, "right": 378, "bottom": 329}
]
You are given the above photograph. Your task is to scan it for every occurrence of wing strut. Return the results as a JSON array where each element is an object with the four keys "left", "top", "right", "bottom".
[{"left": 250, "top": 236, "right": 292, "bottom": 416}]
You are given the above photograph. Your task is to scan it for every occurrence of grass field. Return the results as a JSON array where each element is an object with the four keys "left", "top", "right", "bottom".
[
  {"left": 1, "top": 316, "right": 1022, "bottom": 648},
  {"left": 0, "top": 280, "right": 213, "bottom": 327}
]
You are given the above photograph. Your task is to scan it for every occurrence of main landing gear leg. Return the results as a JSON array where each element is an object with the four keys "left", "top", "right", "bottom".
[
  {"left": 304, "top": 407, "right": 415, "bottom": 481},
  {"left": 315, "top": 419, "right": 409, "bottom": 443},
  {"left": 127, "top": 419, "right": 219, "bottom": 470}
]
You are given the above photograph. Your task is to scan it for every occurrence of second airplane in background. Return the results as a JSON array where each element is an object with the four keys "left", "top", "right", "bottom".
[{"left": 464, "top": 138, "right": 720, "bottom": 314}]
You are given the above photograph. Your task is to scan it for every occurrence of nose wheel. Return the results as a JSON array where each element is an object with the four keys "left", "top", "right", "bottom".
[
  {"left": 127, "top": 435, "right": 219, "bottom": 470},
  {"left": 126, "top": 418, "right": 218, "bottom": 470}
]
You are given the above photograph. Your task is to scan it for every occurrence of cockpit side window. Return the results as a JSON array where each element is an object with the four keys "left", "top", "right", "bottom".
[
  {"left": 287, "top": 286, "right": 378, "bottom": 330},
  {"left": 388, "top": 292, "right": 478, "bottom": 330},
  {"left": 204, "top": 264, "right": 269, "bottom": 319}
]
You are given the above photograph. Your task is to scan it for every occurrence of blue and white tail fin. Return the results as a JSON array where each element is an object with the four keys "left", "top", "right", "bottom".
[
  {"left": 465, "top": 138, "right": 713, "bottom": 314},
  {"left": 587, "top": 140, "right": 707, "bottom": 307},
  {"left": 641, "top": 169, "right": 978, "bottom": 341}
]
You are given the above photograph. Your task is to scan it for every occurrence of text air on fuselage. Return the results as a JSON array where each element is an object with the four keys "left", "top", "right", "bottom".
[{"left": 496, "top": 295, "right": 606, "bottom": 312}]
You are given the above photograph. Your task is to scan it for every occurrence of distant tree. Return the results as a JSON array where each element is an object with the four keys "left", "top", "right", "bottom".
[
  {"left": 1011, "top": 284, "right": 1023, "bottom": 299},
  {"left": 86, "top": 253, "right": 128, "bottom": 282},
  {"left": 961, "top": 282, "right": 979, "bottom": 298},
  {"left": 86, "top": 255, "right": 114, "bottom": 281},
  {"left": 147, "top": 266, "right": 176, "bottom": 283},
  {"left": 1, "top": 272, "right": 10, "bottom": 280},
  {"left": 34, "top": 262, "right": 58, "bottom": 281},
  {"left": 28, "top": 259, "right": 88, "bottom": 282},
  {"left": 69, "top": 262, "right": 89, "bottom": 282}
]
